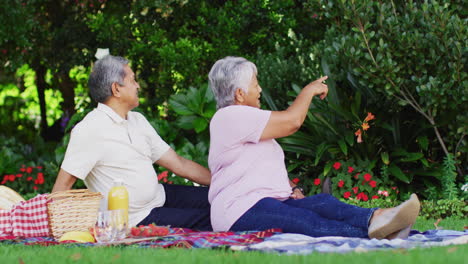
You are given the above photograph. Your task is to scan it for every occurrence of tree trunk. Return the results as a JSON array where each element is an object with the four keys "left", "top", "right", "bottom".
[
  {"left": 34, "top": 62, "right": 48, "bottom": 136},
  {"left": 57, "top": 71, "right": 76, "bottom": 116}
]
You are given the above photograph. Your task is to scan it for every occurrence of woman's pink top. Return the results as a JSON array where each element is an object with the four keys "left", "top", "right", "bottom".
[{"left": 208, "top": 105, "right": 291, "bottom": 231}]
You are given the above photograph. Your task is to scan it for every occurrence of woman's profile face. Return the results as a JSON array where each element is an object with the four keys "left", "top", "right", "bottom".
[{"left": 244, "top": 74, "right": 262, "bottom": 108}]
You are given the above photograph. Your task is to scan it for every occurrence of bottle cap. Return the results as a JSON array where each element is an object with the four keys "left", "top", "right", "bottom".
[{"left": 114, "top": 178, "right": 124, "bottom": 185}]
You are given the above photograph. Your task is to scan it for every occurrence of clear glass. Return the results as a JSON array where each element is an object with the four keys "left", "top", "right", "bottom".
[
  {"left": 110, "top": 209, "right": 128, "bottom": 241},
  {"left": 94, "top": 211, "right": 114, "bottom": 243}
]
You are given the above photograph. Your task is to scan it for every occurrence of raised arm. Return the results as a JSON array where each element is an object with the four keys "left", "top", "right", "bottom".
[
  {"left": 261, "top": 76, "right": 328, "bottom": 140},
  {"left": 155, "top": 148, "right": 211, "bottom": 186},
  {"left": 51, "top": 169, "right": 77, "bottom": 192}
]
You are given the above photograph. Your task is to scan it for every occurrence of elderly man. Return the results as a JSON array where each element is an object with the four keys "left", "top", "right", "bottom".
[{"left": 52, "top": 55, "right": 211, "bottom": 230}]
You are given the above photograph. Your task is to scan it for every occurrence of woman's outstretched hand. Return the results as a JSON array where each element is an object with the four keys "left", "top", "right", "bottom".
[{"left": 306, "top": 76, "right": 329, "bottom": 100}]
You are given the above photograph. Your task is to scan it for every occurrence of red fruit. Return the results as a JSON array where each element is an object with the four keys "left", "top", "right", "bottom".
[
  {"left": 142, "top": 228, "right": 152, "bottom": 237},
  {"left": 154, "top": 227, "right": 169, "bottom": 236},
  {"left": 131, "top": 227, "right": 141, "bottom": 236}
]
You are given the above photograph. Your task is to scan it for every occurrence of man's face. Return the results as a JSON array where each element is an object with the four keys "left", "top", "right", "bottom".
[{"left": 118, "top": 65, "right": 140, "bottom": 109}]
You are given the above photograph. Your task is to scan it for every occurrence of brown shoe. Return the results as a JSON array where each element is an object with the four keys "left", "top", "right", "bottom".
[
  {"left": 368, "top": 194, "right": 420, "bottom": 239},
  {"left": 385, "top": 224, "right": 413, "bottom": 240}
]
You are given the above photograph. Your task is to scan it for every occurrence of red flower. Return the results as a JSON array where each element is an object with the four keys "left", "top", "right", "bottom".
[
  {"left": 337, "top": 180, "right": 345, "bottom": 188},
  {"left": 27, "top": 177, "right": 33, "bottom": 181},
  {"left": 16, "top": 174, "right": 23, "bottom": 178},
  {"left": 364, "top": 112, "right": 375, "bottom": 122},
  {"left": 347, "top": 167, "right": 354, "bottom": 173},
  {"left": 292, "top": 178, "right": 300, "bottom": 184},
  {"left": 356, "top": 192, "right": 368, "bottom": 201},
  {"left": 37, "top": 173, "right": 45, "bottom": 185},
  {"left": 314, "top": 178, "right": 321, "bottom": 186},
  {"left": 157, "top": 171, "right": 169, "bottom": 181},
  {"left": 168, "top": 181, "right": 173, "bottom": 184},
  {"left": 362, "top": 122, "right": 370, "bottom": 131},
  {"left": 20, "top": 168, "right": 26, "bottom": 172},
  {"left": 354, "top": 173, "right": 360, "bottom": 179},
  {"left": 163, "top": 178, "right": 168, "bottom": 183},
  {"left": 8, "top": 175, "right": 16, "bottom": 182},
  {"left": 333, "top": 162, "right": 341, "bottom": 170},
  {"left": 361, "top": 193, "right": 369, "bottom": 201},
  {"left": 391, "top": 186, "right": 397, "bottom": 190},
  {"left": 26, "top": 167, "right": 33, "bottom": 173},
  {"left": 363, "top": 173, "right": 372, "bottom": 182},
  {"left": 343, "top": 192, "right": 351, "bottom": 199},
  {"left": 352, "top": 186, "right": 359, "bottom": 194},
  {"left": 371, "top": 195, "right": 379, "bottom": 200},
  {"left": 355, "top": 129, "right": 363, "bottom": 143},
  {"left": 36, "top": 166, "right": 43, "bottom": 170},
  {"left": 369, "top": 180, "right": 377, "bottom": 188},
  {"left": 33, "top": 186, "right": 38, "bottom": 190}
]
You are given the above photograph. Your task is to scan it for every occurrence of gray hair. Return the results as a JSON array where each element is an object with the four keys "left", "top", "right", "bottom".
[
  {"left": 208, "top": 56, "right": 257, "bottom": 109},
  {"left": 88, "top": 55, "right": 129, "bottom": 103}
]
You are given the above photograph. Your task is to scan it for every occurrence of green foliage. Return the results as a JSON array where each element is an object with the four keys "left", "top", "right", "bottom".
[
  {"left": 442, "top": 154, "right": 459, "bottom": 199},
  {"left": 419, "top": 199, "right": 468, "bottom": 219},
  {"left": 318, "top": 0, "right": 467, "bottom": 172},
  {"left": 168, "top": 85, "right": 216, "bottom": 134},
  {"left": 345, "top": 196, "right": 467, "bottom": 219}
]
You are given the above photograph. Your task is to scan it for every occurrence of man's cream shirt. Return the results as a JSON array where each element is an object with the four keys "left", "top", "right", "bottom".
[{"left": 61, "top": 103, "right": 170, "bottom": 226}]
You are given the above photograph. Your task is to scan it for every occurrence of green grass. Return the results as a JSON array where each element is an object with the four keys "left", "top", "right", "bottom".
[{"left": 1, "top": 217, "right": 466, "bottom": 264}]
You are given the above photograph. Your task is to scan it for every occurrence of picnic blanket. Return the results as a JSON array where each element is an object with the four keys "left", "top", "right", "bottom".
[
  {"left": 0, "top": 228, "right": 281, "bottom": 249},
  {"left": 0, "top": 194, "right": 49, "bottom": 237},
  {"left": 1, "top": 228, "right": 467, "bottom": 254},
  {"left": 231, "top": 229, "right": 468, "bottom": 254}
]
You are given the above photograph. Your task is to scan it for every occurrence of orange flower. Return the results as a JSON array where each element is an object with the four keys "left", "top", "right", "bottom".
[
  {"left": 362, "top": 122, "right": 370, "bottom": 131},
  {"left": 355, "top": 129, "right": 363, "bottom": 143},
  {"left": 364, "top": 112, "right": 375, "bottom": 122}
]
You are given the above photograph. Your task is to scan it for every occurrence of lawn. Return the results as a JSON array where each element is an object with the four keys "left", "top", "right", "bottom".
[{"left": 1, "top": 217, "right": 466, "bottom": 264}]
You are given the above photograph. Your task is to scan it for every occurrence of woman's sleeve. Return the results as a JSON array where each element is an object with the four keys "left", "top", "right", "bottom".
[{"left": 213, "top": 106, "right": 271, "bottom": 145}]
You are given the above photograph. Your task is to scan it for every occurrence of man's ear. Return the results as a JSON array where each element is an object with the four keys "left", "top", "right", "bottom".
[
  {"left": 111, "top": 82, "right": 120, "bottom": 97},
  {"left": 234, "top": 88, "right": 245, "bottom": 104}
]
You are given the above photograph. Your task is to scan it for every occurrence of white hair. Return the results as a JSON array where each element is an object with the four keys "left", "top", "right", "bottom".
[
  {"left": 208, "top": 56, "right": 257, "bottom": 109},
  {"left": 88, "top": 55, "right": 129, "bottom": 103}
]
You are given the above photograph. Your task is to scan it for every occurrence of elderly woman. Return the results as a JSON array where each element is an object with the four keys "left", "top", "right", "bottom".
[{"left": 207, "top": 56, "right": 420, "bottom": 239}]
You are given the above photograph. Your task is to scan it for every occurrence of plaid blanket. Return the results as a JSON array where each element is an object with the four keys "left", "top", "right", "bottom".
[
  {"left": 231, "top": 229, "right": 468, "bottom": 254},
  {"left": 0, "top": 194, "right": 49, "bottom": 237},
  {"left": 0, "top": 228, "right": 281, "bottom": 249}
]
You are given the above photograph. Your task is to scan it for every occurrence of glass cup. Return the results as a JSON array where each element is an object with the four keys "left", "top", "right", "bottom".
[
  {"left": 110, "top": 209, "right": 128, "bottom": 241},
  {"left": 94, "top": 211, "right": 114, "bottom": 243}
]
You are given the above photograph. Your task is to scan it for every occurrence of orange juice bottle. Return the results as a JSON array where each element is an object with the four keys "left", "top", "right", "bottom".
[{"left": 107, "top": 179, "right": 129, "bottom": 225}]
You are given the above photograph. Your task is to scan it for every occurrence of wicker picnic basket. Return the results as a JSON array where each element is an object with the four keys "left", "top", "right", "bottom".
[{"left": 47, "top": 189, "right": 102, "bottom": 239}]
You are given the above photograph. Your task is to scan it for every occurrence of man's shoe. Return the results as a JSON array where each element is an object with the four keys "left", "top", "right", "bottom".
[
  {"left": 368, "top": 194, "right": 420, "bottom": 239},
  {"left": 321, "top": 177, "right": 332, "bottom": 194}
]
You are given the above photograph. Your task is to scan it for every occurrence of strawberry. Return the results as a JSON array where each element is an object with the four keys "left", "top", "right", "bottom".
[
  {"left": 130, "top": 227, "right": 141, "bottom": 237},
  {"left": 154, "top": 227, "right": 169, "bottom": 236},
  {"left": 142, "top": 228, "right": 152, "bottom": 237}
]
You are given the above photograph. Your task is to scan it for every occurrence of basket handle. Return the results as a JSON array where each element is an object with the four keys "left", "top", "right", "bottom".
[{"left": 48, "top": 189, "right": 102, "bottom": 201}]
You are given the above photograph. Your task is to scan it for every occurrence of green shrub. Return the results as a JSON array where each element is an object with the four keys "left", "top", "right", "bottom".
[
  {"left": 317, "top": 0, "right": 467, "bottom": 174},
  {"left": 344, "top": 197, "right": 467, "bottom": 219},
  {"left": 420, "top": 199, "right": 468, "bottom": 219}
]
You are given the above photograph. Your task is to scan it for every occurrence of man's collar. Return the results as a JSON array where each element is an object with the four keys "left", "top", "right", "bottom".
[{"left": 97, "top": 103, "right": 127, "bottom": 124}]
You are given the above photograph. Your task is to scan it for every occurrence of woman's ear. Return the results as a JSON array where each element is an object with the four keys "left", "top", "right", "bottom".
[
  {"left": 111, "top": 82, "right": 121, "bottom": 97},
  {"left": 234, "top": 88, "right": 245, "bottom": 104}
]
